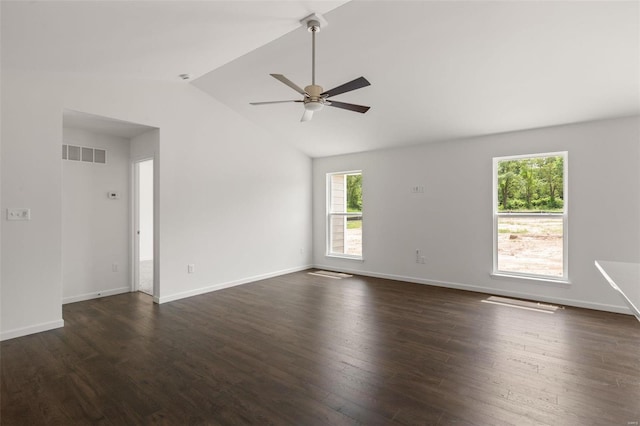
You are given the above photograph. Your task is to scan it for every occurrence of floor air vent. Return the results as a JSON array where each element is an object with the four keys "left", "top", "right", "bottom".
[
  {"left": 307, "top": 270, "right": 353, "bottom": 279},
  {"left": 481, "top": 296, "right": 559, "bottom": 314}
]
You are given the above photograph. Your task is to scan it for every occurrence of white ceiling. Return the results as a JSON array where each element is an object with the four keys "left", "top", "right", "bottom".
[
  {"left": 3, "top": 1, "right": 638, "bottom": 157},
  {"left": 194, "top": 1, "right": 640, "bottom": 157},
  {"left": 1, "top": 0, "right": 347, "bottom": 81}
]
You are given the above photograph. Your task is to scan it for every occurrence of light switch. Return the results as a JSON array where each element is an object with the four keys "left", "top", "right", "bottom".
[{"left": 7, "top": 208, "right": 30, "bottom": 221}]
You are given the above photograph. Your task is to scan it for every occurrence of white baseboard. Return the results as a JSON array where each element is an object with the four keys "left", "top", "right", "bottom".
[
  {"left": 62, "top": 286, "right": 131, "bottom": 305},
  {"left": 312, "top": 264, "right": 632, "bottom": 316},
  {"left": 157, "top": 264, "right": 313, "bottom": 304},
  {"left": 1, "top": 319, "right": 65, "bottom": 341}
]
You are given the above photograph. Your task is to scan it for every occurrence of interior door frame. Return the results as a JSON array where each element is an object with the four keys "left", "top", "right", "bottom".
[{"left": 132, "top": 157, "right": 156, "bottom": 297}]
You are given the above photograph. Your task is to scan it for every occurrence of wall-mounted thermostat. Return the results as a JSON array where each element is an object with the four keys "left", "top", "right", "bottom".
[
  {"left": 108, "top": 191, "right": 120, "bottom": 199},
  {"left": 7, "top": 208, "right": 31, "bottom": 221}
]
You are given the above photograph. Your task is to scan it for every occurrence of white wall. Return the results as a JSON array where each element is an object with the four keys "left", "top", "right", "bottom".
[
  {"left": 313, "top": 116, "right": 640, "bottom": 315},
  {"left": 1, "top": 70, "right": 313, "bottom": 340},
  {"left": 1, "top": 72, "right": 64, "bottom": 339},
  {"left": 62, "top": 127, "right": 131, "bottom": 303}
]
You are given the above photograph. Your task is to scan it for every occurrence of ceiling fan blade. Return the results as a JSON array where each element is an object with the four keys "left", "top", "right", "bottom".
[
  {"left": 326, "top": 100, "right": 370, "bottom": 114},
  {"left": 250, "top": 100, "right": 302, "bottom": 105},
  {"left": 321, "top": 77, "right": 370, "bottom": 98},
  {"left": 301, "top": 110, "right": 313, "bottom": 122},
  {"left": 271, "top": 74, "right": 308, "bottom": 96}
]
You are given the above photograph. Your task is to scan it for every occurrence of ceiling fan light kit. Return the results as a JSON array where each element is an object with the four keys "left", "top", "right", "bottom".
[{"left": 250, "top": 12, "right": 371, "bottom": 122}]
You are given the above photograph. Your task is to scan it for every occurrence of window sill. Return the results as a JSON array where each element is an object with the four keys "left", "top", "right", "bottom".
[
  {"left": 326, "top": 254, "right": 364, "bottom": 262},
  {"left": 490, "top": 272, "right": 571, "bottom": 286}
]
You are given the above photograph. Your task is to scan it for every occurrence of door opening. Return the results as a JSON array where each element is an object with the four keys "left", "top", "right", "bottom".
[{"left": 134, "top": 159, "right": 154, "bottom": 296}]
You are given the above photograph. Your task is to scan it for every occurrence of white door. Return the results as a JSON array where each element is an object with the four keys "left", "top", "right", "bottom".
[{"left": 134, "top": 159, "right": 154, "bottom": 296}]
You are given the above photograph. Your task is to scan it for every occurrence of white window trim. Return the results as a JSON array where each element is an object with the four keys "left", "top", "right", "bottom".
[
  {"left": 326, "top": 170, "right": 363, "bottom": 260},
  {"left": 491, "top": 151, "right": 569, "bottom": 283}
]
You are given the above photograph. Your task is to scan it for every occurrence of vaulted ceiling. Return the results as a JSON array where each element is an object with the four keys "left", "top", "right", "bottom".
[
  {"left": 3, "top": 1, "right": 638, "bottom": 158},
  {"left": 1, "top": 1, "right": 347, "bottom": 82}
]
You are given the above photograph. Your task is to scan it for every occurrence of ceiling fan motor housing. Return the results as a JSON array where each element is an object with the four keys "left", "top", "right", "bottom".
[{"left": 304, "top": 84, "right": 325, "bottom": 111}]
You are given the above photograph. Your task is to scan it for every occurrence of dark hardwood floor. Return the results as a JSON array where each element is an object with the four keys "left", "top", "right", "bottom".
[{"left": 2, "top": 271, "right": 639, "bottom": 425}]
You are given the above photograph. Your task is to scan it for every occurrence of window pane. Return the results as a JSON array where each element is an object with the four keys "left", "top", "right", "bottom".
[
  {"left": 329, "top": 215, "right": 362, "bottom": 256},
  {"left": 497, "top": 216, "right": 563, "bottom": 277},
  {"left": 346, "top": 174, "right": 362, "bottom": 212},
  {"left": 330, "top": 174, "right": 346, "bottom": 213},
  {"left": 497, "top": 156, "right": 564, "bottom": 213},
  {"left": 328, "top": 171, "right": 363, "bottom": 258}
]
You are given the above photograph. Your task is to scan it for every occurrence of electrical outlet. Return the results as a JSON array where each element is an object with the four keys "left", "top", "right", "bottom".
[
  {"left": 112, "top": 263, "right": 118, "bottom": 272},
  {"left": 188, "top": 264, "right": 195, "bottom": 274}
]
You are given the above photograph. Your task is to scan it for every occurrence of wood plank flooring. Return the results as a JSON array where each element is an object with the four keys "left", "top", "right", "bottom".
[{"left": 2, "top": 271, "right": 639, "bottom": 425}]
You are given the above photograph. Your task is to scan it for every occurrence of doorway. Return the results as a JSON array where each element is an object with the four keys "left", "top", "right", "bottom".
[{"left": 134, "top": 159, "right": 154, "bottom": 295}]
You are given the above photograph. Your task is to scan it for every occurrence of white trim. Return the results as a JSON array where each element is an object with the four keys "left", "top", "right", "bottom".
[
  {"left": 496, "top": 212, "right": 563, "bottom": 217},
  {"left": 62, "top": 287, "right": 131, "bottom": 304},
  {"left": 326, "top": 169, "right": 362, "bottom": 177},
  {"left": 156, "top": 265, "right": 313, "bottom": 304},
  {"left": 132, "top": 157, "right": 156, "bottom": 297},
  {"left": 326, "top": 170, "right": 363, "bottom": 259},
  {"left": 494, "top": 151, "right": 568, "bottom": 162},
  {"left": 325, "top": 253, "right": 364, "bottom": 261},
  {"left": 492, "top": 151, "right": 568, "bottom": 281},
  {"left": 312, "top": 264, "right": 633, "bottom": 316},
  {"left": 132, "top": 160, "right": 140, "bottom": 292},
  {"left": 1, "top": 319, "right": 65, "bottom": 341},
  {"left": 490, "top": 272, "right": 571, "bottom": 286}
]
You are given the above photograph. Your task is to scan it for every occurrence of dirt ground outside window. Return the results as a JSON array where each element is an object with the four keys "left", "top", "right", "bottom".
[
  {"left": 344, "top": 217, "right": 563, "bottom": 276},
  {"left": 498, "top": 216, "right": 563, "bottom": 277}
]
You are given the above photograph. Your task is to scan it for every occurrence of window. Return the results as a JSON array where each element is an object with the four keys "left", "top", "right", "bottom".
[
  {"left": 493, "top": 152, "right": 568, "bottom": 281},
  {"left": 327, "top": 171, "right": 362, "bottom": 259}
]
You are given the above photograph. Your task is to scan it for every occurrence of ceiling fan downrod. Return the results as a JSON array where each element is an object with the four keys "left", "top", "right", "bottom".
[{"left": 307, "top": 19, "right": 320, "bottom": 86}]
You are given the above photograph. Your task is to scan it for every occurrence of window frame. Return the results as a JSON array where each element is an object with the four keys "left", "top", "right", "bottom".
[
  {"left": 326, "top": 170, "right": 363, "bottom": 260},
  {"left": 492, "top": 151, "right": 569, "bottom": 283}
]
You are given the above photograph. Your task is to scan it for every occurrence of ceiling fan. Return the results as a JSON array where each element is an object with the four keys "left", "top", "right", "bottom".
[{"left": 250, "top": 13, "right": 371, "bottom": 122}]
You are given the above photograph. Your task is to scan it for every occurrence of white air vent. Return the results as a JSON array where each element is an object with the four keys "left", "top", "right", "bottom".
[
  {"left": 68, "top": 145, "right": 81, "bottom": 161},
  {"left": 481, "top": 296, "right": 560, "bottom": 314},
  {"left": 81, "top": 147, "right": 93, "bottom": 162},
  {"left": 94, "top": 149, "right": 106, "bottom": 164},
  {"left": 62, "top": 144, "right": 106, "bottom": 164},
  {"left": 307, "top": 270, "right": 353, "bottom": 279}
]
